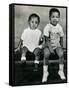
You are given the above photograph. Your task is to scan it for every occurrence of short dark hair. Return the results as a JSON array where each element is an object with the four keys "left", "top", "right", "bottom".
[
  {"left": 49, "top": 8, "right": 60, "bottom": 17},
  {"left": 28, "top": 13, "right": 40, "bottom": 24}
]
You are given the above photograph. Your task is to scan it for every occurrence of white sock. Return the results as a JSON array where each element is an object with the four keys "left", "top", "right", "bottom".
[
  {"left": 34, "top": 60, "right": 39, "bottom": 64},
  {"left": 58, "top": 64, "right": 66, "bottom": 79},
  {"left": 42, "top": 65, "right": 49, "bottom": 82},
  {"left": 43, "top": 65, "right": 48, "bottom": 72},
  {"left": 59, "top": 64, "right": 64, "bottom": 71},
  {"left": 21, "top": 54, "right": 26, "bottom": 61}
]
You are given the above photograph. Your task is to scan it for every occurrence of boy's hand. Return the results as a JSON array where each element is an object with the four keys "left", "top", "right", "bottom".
[
  {"left": 37, "top": 45, "right": 42, "bottom": 49},
  {"left": 15, "top": 47, "right": 20, "bottom": 52}
]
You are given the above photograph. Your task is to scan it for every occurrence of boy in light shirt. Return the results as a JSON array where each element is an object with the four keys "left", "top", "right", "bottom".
[
  {"left": 15, "top": 13, "right": 43, "bottom": 71},
  {"left": 42, "top": 8, "right": 66, "bottom": 82}
]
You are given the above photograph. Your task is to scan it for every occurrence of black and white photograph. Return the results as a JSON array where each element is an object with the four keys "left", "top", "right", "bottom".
[{"left": 9, "top": 4, "right": 67, "bottom": 86}]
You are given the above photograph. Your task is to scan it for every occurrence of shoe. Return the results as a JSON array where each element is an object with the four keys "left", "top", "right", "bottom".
[
  {"left": 21, "top": 56, "right": 26, "bottom": 61},
  {"left": 34, "top": 60, "right": 39, "bottom": 64},
  {"left": 42, "top": 72, "right": 49, "bottom": 83},
  {"left": 58, "top": 70, "right": 66, "bottom": 80}
]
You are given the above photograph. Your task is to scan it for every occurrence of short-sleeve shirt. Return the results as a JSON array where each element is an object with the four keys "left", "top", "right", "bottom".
[
  {"left": 43, "top": 23, "right": 64, "bottom": 49},
  {"left": 21, "top": 27, "right": 41, "bottom": 52}
]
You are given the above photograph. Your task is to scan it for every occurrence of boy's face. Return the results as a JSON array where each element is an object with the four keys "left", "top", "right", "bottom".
[
  {"left": 29, "top": 17, "right": 39, "bottom": 30},
  {"left": 50, "top": 12, "right": 60, "bottom": 26}
]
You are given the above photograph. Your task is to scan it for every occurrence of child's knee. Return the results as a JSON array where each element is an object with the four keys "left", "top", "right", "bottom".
[
  {"left": 56, "top": 47, "right": 64, "bottom": 58},
  {"left": 22, "top": 46, "right": 28, "bottom": 53},
  {"left": 59, "top": 51, "right": 63, "bottom": 57},
  {"left": 33, "top": 48, "right": 41, "bottom": 56},
  {"left": 44, "top": 48, "right": 50, "bottom": 58}
]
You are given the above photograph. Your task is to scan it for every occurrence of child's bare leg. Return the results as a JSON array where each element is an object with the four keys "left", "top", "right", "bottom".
[
  {"left": 56, "top": 47, "right": 66, "bottom": 79},
  {"left": 34, "top": 48, "right": 41, "bottom": 63},
  {"left": 33, "top": 48, "right": 41, "bottom": 71},
  {"left": 42, "top": 47, "right": 50, "bottom": 82},
  {"left": 21, "top": 46, "right": 28, "bottom": 61}
]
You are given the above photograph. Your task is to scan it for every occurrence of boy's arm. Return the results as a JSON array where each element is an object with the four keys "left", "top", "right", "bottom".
[
  {"left": 15, "top": 39, "right": 23, "bottom": 52},
  {"left": 59, "top": 25, "right": 64, "bottom": 48},
  {"left": 60, "top": 37, "right": 63, "bottom": 48},
  {"left": 44, "top": 36, "right": 51, "bottom": 48},
  {"left": 39, "top": 34, "right": 45, "bottom": 45},
  {"left": 38, "top": 35, "right": 52, "bottom": 49},
  {"left": 44, "top": 36, "right": 55, "bottom": 54},
  {"left": 38, "top": 33, "right": 46, "bottom": 49}
]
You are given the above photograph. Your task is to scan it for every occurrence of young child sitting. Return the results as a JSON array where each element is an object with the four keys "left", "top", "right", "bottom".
[
  {"left": 15, "top": 13, "right": 43, "bottom": 71},
  {"left": 42, "top": 8, "right": 66, "bottom": 82}
]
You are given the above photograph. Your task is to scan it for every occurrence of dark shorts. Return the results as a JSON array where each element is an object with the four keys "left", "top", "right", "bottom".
[
  {"left": 44, "top": 47, "right": 64, "bottom": 65},
  {"left": 22, "top": 46, "right": 44, "bottom": 61}
]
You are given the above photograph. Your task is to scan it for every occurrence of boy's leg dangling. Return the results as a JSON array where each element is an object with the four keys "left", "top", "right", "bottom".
[
  {"left": 21, "top": 46, "right": 28, "bottom": 62},
  {"left": 42, "top": 47, "right": 50, "bottom": 82},
  {"left": 33, "top": 48, "right": 40, "bottom": 71},
  {"left": 42, "top": 65, "right": 49, "bottom": 82},
  {"left": 56, "top": 47, "right": 66, "bottom": 80}
]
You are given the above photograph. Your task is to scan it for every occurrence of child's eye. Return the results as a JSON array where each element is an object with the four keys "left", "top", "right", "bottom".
[
  {"left": 35, "top": 21, "right": 38, "bottom": 24},
  {"left": 31, "top": 21, "right": 38, "bottom": 24},
  {"left": 52, "top": 16, "right": 59, "bottom": 18},
  {"left": 52, "top": 16, "right": 55, "bottom": 18},
  {"left": 32, "top": 21, "right": 34, "bottom": 23},
  {"left": 56, "top": 16, "right": 59, "bottom": 18}
]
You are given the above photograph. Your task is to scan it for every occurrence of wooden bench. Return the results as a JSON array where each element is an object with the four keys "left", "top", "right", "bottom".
[
  {"left": 15, "top": 48, "right": 67, "bottom": 65},
  {"left": 14, "top": 48, "right": 67, "bottom": 85}
]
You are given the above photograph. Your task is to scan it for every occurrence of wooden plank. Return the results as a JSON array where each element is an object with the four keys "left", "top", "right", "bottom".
[{"left": 15, "top": 60, "right": 66, "bottom": 64}]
